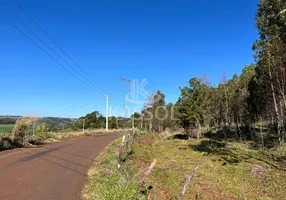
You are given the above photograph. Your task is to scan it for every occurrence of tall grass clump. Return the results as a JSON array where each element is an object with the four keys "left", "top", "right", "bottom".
[
  {"left": 0, "top": 117, "right": 37, "bottom": 151},
  {"left": 11, "top": 117, "right": 43, "bottom": 146},
  {"left": 1, "top": 116, "right": 78, "bottom": 151},
  {"left": 12, "top": 117, "right": 37, "bottom": 137}
]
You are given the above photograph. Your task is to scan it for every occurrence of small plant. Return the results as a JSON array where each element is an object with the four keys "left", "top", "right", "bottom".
[{"left": 36, "top": 123, "right": 47, "bottom": 139}]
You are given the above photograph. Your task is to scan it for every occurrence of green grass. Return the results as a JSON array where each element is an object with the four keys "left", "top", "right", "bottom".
[
  {"left": 0, "top": 124, "right": 14, "bottom": 133},
  {"left": 83, "top": 138, "right": 146, "bottom": 200}
]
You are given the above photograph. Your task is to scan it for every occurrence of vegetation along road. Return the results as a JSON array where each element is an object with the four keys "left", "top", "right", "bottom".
[{"left": 0, "top": 134, "right": 118, "bottom": 200}]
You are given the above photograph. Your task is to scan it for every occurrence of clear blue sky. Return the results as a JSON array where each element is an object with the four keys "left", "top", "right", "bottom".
[{"left": 0, "top": 0, "right": 258, "bottom": 118}]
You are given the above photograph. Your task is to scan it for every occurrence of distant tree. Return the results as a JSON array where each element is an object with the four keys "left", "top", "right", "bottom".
[
  {"left": 68, "top": 111, "right": 106, "bottom": 130},
  {"left": 109, "top": 116, "right": 118, "bottom": 129}
]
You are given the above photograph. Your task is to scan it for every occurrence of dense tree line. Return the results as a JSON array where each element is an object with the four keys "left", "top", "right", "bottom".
[
  {"left": 67, "top": 111, "right": 132, "bottom": 130},
  {"left": 137, "top": 0, "right": 286, "bottom": 147},
  {"left": 176, "top": 66, "right": 255, "bottom": 139},
  {"left": 174, "top": 0, "right": 286, "bottom": 147}
]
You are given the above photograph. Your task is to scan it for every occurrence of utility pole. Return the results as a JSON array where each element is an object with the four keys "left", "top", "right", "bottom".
[
  {"left": 105, "top": 94, "right": 112, "bottom": 131},
  {"left": 132, "top": 113, "right": 135, "bottom": 130},
  {"left": 119, "top": 76, "right": 134, "bottom": 129}
]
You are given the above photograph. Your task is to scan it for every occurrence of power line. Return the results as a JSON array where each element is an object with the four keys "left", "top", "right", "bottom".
[
  {"left": 62, "top": 103, "right": 99, "bottom": 118},
  {"left": 14, "top": 15, "right": 107, "bottom": 95},
  {"left": 1, "top": 14, "right": 105, "bottom": 94},
  {"left": 1, "top": 2, "right": 121, "bottom": 119},
  {"left": 15, "top": 0, "right": 110, "bottom": 95},
  {"left": 56, "top": 100, "right": 95, "bottom": 116}
]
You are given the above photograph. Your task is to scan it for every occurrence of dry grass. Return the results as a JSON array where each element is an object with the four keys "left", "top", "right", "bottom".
[
  {"left": 129, "top": 133, "right": 286, "bottom": 200},
  {"left": 12, "top": 117, "right": 38, "bottom": 138},
  {"left": 0, "top": 117, "right": 41, "bottom": 150},
  {"left": 52, "top": 129, "right": 128, "bottom": 141}
]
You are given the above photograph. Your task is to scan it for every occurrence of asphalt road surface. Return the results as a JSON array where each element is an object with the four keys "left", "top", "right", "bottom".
[{"left": 0, "top": 134, "right": 119, "bottom": 200}]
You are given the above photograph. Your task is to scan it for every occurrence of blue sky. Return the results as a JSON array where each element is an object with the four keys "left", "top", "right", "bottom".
[{"left": 0, "top": 0, "right": 259, "bottom": 118}]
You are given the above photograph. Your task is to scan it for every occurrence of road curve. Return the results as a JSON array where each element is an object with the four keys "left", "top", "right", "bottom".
[{"left": 0, "top": 134, "right": 119, "bottom": 200}]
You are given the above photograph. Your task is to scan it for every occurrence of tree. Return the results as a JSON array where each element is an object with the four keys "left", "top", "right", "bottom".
[
  {"left": 177, "top": 77, "right": 211, "bottom": 139},
  {"left": 253, "top": 0, "right": 286, "bottom": 144},
  {"left": 221, "top": 65, "right": 256, "bottom": 140}
]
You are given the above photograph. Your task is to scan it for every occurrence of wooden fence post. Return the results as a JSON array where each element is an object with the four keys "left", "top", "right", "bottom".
[{"left": 118, "top": 135, "right": 126, "bottom": 168}]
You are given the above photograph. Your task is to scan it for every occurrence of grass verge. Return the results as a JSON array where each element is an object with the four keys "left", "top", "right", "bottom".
[{"left": 83, "top": 138, "right": 146, "bottom": 200}]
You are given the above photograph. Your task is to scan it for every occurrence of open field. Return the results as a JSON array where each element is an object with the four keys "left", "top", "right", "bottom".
[
  {"left": 0, "top": 124, "right": 14, "bottom": 133},
  {"left": 84, "top": 132, "right": 286, "bottom": 200}
]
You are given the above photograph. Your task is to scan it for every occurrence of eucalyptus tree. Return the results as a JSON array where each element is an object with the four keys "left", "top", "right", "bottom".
[
  {"left": 177, "top": 78, "right": 211, "bottom": 139},
  {"left": 253, "top": 0, "right": 286, "bottom": 144}
]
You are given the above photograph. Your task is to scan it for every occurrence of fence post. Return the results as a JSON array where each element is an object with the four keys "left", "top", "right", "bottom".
[{"left": 118, "top": 135, "right": 126, "bottom": 168}]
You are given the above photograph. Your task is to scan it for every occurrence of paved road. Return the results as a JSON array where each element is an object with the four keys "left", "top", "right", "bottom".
[{"left": 0, "top": 134, "right": 119, "bottom": 200}]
